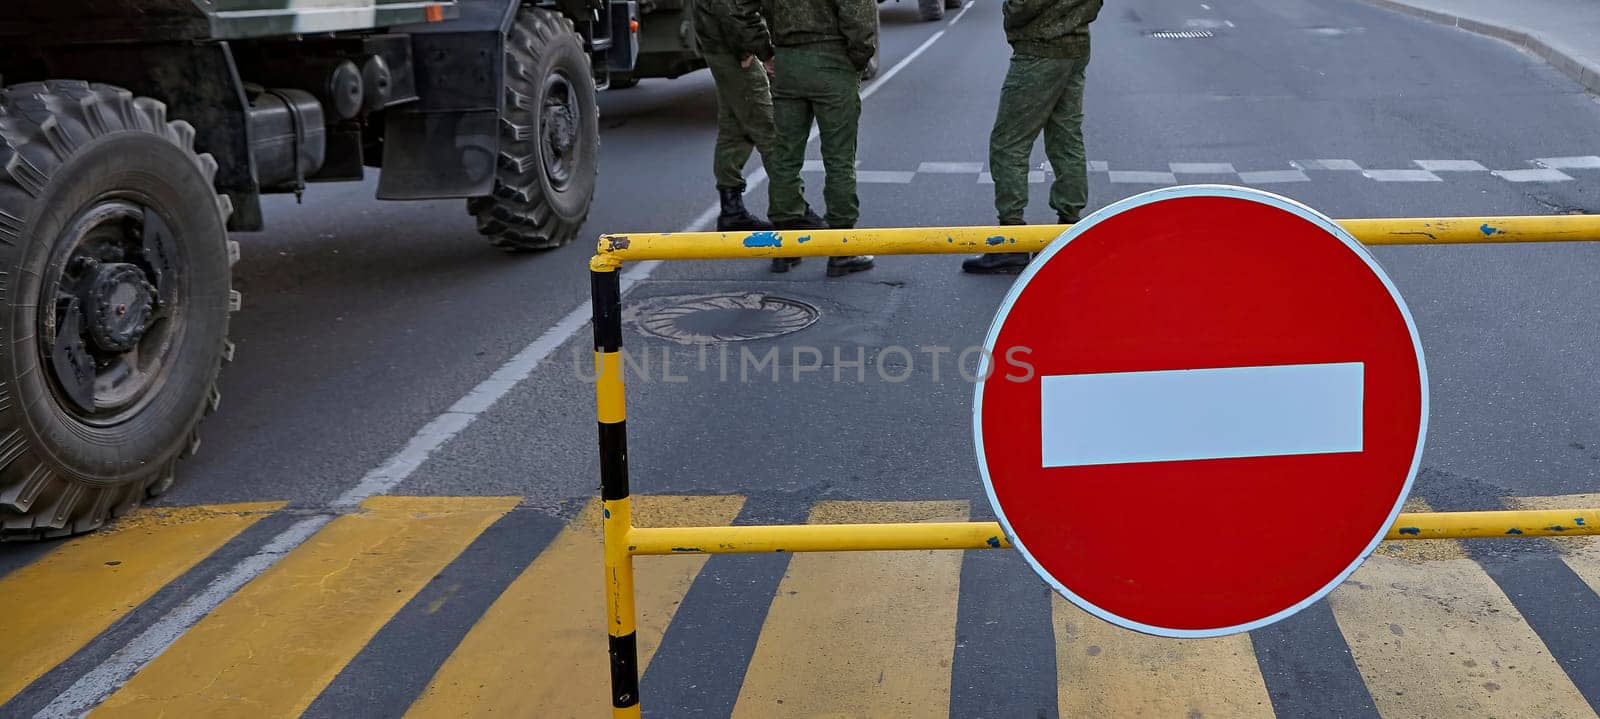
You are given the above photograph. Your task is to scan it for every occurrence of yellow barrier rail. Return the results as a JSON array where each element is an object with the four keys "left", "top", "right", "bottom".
[
  {"left": 624, "top": 508, "right": 1600, "bottom": 555},
  {"left": 589, "top": 214, "right": 1600, "bottom": 270},
  {"left": 586, "top": 213, "right": 1600, "bottom": 718}
]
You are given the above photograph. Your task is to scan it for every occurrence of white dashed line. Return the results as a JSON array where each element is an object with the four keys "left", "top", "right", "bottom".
[
  {"left": 1537, "top": 155, "right": 1600, "bottom": 169},
  {"left": 1494, "top": 168, "right": 1574, "bottom": 182},
  {"left": 1238, "top": 169, "right": 1311, "bottom": 184},
  {"left": 1363, "top": 169, "right": 1443, "bottom": 182},
  {"left": 1109, "top": 170, "right": 1180, "bottom": 184},
  {"left": 919, "top": 161, "right": 985, "bottom": 173},
  {"left": 1414, "top": 159, "right": 1488, "bottom": 172},
  {"left": 1170, "top": 162, "right": 1237, "bottom": 174}
]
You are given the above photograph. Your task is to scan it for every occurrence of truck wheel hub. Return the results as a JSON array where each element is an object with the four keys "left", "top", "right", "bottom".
[
  {"left": 40, "top": 199, "right": 181, "bottom": 420},
  {"left": 541, "top": 73, "right": 579, "bottom": 188},
  {"left": 84, "top": 262, "right": 155, "bottom": 353}
]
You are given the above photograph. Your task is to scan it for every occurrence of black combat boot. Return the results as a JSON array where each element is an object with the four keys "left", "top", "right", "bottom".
[
  {"left": 961, "top": 252, "right": 1029, "bottom": 274},
  {"left": 768, "top": 206, "right": 825, "bottom": 273},
  {"left": 825, "top": 222, "right": 874, "bottom": 277},
  {"left": 717, "top": 188, "right": 773, "bottom": 232},
  {"left": 963, "top": 219, "right": 1031, "bottom": 274}
]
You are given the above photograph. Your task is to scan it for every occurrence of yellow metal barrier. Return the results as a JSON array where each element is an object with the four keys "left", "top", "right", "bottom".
[
  {"left": 587, "top": 214, "right": 1600, "bottom": 718},
  {"left": 589, "top": 214, "right": 1600, "bottom": 270}
]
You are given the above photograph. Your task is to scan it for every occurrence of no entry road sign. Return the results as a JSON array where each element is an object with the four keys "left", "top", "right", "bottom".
[{"left": 974, "top": 185, "right": 1428, "bottom": 638}]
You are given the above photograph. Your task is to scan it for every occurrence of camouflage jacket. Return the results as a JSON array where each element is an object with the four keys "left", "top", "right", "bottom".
[
  {"left": 693, "top": 0, "right": 775, "bottom": 60},
  {"left": 765, "top": 0, "right": 877, "bottom": 70},
  {"left": 1003, "top": 0, "right": 1102, "bottom": 58}
]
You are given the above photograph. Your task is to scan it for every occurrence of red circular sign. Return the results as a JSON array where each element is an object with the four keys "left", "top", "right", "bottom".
[{"left": 975, "top": 186, "right": 1427, "bottom": 637}]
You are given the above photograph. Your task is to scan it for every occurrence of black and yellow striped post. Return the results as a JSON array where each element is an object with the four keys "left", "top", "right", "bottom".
[{"left": 592, "top": 263, "right": 640, "bottom": 718}]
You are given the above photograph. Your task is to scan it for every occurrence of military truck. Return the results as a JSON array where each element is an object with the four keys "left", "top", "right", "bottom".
[
  {"left": 0, "top": 0, "right": 705, "bottom": 538},
  {"left": 883, "top": 0, "right": 965, "bottom": 23}
]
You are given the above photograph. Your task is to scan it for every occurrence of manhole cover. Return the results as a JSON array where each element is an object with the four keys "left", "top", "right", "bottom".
[
  {"left": 630, "top": 292, "right": 820, "bottom": 343},
  {"left": 1148, "top": 30, "right": 1214, "bottom": 38}
]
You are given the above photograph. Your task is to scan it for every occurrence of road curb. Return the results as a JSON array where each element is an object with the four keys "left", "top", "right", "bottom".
[{"left": 1364, "top": 0, "right": 1600, "bottom": 96}]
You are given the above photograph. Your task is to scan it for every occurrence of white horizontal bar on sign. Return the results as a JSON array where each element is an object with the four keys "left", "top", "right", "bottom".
[{"left": 1039, "top": 362, "right": 1364, "bottom": 467}]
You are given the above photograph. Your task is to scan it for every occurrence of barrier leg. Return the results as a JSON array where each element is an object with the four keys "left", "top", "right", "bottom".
[{"left": 593, "top": 267, "right": 640, "bottom": 718}]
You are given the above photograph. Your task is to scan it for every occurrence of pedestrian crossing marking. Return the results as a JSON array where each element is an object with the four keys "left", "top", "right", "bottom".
[
  {"left": 406, "top": 495, "right": 745, "bottom": 719},
  {"left": 93, "top": 496, "right": 518, "bottom": 718},
  {"left": 732, "top": 500, "right": 968, "bottom": 718},
  {"left": 8, "top": 494, "right": 1600, "bottom": 716},
  {"left": 1053, "top": 598, "right": 1274, "bottom": 717},
  {"left": 0, "top": 502, "right": 283, "bottom": 706},
  {"left": 1506, "top": 492, "right": 1600, "bottom": 598},
  {"left": 1328, "top": 498, "right": 1596, "bottom": 719}
]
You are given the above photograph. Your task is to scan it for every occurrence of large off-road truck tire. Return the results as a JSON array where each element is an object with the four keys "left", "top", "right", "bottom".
[
  {"left": 0, "top": 81, "right": 235, "bottom": 539},
  {"left": 919, "top": 0, "right": 945, "bottom": 21},
  {"left": 470, "top": 7, "right": 600, "bottom": 251}
]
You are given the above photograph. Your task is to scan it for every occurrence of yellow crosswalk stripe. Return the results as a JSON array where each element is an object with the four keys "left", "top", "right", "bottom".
[
  {"left": 1506, "top": 492, "right": 1600, "bottom": 598},
  {"left": 732, "top": 500, "right": 968, "bottom": 719},
  {"left": 1328, "top": 499, "right": 1595, "bottom": 718},
  {"left": 93, "top": 496, "right": 517, "bottom": 718},
  {"left": 0, "top": 502, "right": 283, "bottom": 705},
  {"left": 1053, "top": 597, "right": 1273, "bottom": 716},
  {"left": 406, "top": 495, "right": 745, "bottom": 719}
]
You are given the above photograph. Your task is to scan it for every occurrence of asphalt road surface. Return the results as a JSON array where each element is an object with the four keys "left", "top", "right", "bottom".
[{"left": 4, "top": 0, "right": 1600, "bottom": 716}]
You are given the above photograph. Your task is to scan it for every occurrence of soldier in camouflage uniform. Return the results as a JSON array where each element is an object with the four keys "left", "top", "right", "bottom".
[
  {"left": 963, "top": 0, "right": 1103, "bottom": 274},
  {"left": 693, "top": 0, "right": 780, "bottom": 231},
  {"left": 764, "top": 0, "right": 877, "bottom": 277}
]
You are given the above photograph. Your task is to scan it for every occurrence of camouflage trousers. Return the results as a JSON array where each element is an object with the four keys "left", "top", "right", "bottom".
[
  {"left": 767, "top": 44, "right": 862, "bottom": 228},
  {"left": 706, "top": 52, "right": 778, "bottom": 192},
  {"left": 989, "top": 53, "right": 1090, "bottom": 224}
]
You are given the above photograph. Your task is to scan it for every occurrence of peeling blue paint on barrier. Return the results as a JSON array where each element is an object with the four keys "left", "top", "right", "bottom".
[
  {"left": 1480, "top": 223, "right": 1506, "bottom": 236},
  {"left": 1547, "top": 525, "right": 1568, "bottom": 532},
  {"left": 1398, "top": 527, "right": 1421, "bottom": 536},
  {"left": 744, "top": 231, "right": 782, "bottom": 248},
  {"left": 797, "top": 235, "right": 812, "bottom": 244},
  {"left": 603, "top": 508, "right": 610, "bottom": 519},
  {"left": 1577, "top": 517, "right": 1587, "bottom": 526},
  {"left": 1505, "top": 528, "right": 1524, "bottom": 535},
  {"left": 986, "top": 536, "right": 1002, "bottom": 548},
  {"left": 670, "top": 546, "right": 703, "bottom": 553},
  {"left": 986, "top": 236, "right": 1007, "bottom": 246}
]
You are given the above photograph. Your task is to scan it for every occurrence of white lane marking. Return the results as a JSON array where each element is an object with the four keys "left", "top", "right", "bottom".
[
  {"left": 949, "top": 0, "right": 976, "bottom": 26},
  {"left": 1298, "top": 159, "right": 1364, "bottom": 171},
  {"left": 1494, "top": 168, "right": 1574, "bottom": 183},
  {"left": 1170, "top": 162, "right": 1236, "bottom": 174},
  {"left": 1239, "top": 169, "right": 1311, "bottom": 184},
  {"left": 1363, "top": 169, "right": 1442, "bottom": 182},
  {"left": 1108, "top": 170, "right": 1178, "bottom": 184},
  {"left": 919, "top": 161, "right": 984, "bottom": 173},
  {"left": 35, "top": 15, "right": 957, "bottom": 718},
  {"left": 1414, "top": 159, "right": 1487, "bottom": 172},
  {"left": 857, "top": 170, "right": 917, "bottom": 183},
  {"left": 1536, "top": 155, "right": 1600, "bottom": 169},
  {"left": 866, "top": 31, "right": 945, "bottom": 96},
  {"left": 1201, "top": 3, "right": 1212, "bottom": 9},
  {"left": 1040, "top": 362, "right": 1365, "bottom": 468},
  {"left": 1087, "top": 160, "right": 1110, "bottom": 172}
]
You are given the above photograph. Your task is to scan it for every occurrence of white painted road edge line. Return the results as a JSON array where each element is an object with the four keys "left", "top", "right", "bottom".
[
  {"left": 1039, "top": 362, "right": 1365, "bottom": 468},
  {"left": 34, "top": 17, "right": 960, "bottom": 719}
]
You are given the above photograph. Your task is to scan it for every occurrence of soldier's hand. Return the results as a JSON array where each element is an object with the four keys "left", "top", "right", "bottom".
[
  {"left": 762, "top": 58, "right": 776, "bottom": 76},
  {"left": 741, "top": 55, "right": 756, "bottom": 69}
]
